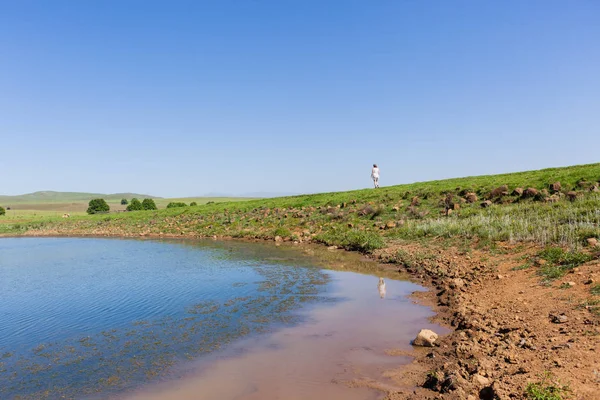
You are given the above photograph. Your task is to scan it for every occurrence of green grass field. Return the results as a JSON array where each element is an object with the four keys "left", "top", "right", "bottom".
[
  {"left": 1, "top": 163, "right": 599, "bottom": 250},
  {"left": 0, "top": 192, "right": 254, "bottom": 222}
]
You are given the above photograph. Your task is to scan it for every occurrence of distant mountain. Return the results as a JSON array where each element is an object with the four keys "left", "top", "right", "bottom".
[{"left": 0, "top": 191, "right": 160, "bottom": 204}]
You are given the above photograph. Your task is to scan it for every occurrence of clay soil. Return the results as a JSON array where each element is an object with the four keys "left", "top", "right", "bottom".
[{"left": 367, "top": 240, "right": 600, "bottom": 400}]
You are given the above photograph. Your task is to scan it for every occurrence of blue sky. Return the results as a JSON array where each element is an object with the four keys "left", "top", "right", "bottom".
[{"left": 1, "top": 1, "right": 598, "bottom": 197}]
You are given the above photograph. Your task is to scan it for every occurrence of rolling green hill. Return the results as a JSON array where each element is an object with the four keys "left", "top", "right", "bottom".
[
  {"left": 0, "top": 191, "right": 159, "bottom": 205},
  {"left": 3, "top": 162, "right": 598, "bottom": 248}
]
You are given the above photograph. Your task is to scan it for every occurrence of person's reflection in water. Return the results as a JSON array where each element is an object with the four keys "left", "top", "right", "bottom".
[{"left": 377, "top": 277, "right": 386, "bottom": 299}]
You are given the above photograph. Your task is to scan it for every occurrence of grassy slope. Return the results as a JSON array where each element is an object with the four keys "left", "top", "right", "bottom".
[
  {"left": 2, "top": 163, "right": 599, "bottom": 249},
  {"left": 153, "top": 197, "right": 256, "bottom": 208}
]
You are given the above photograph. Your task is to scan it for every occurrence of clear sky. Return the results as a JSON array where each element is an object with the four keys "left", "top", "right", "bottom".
[{"left": 1, "top": 1, "right": 598, "bottom": 197}]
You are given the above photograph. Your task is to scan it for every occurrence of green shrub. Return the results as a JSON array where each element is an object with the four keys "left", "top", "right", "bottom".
[
  {"left": 0, "top": 206, "right": 5, "bottom": 216},
  {"left": 126, "top": 198, "right": 143, "bottom": 211},
  {"left": 167, "top": 202, "right": 187, "bottom": 208},
  {"left": 141, "top": 198, "right": 157, "bottom": 210},
  {"left": 87, "top": 199, "right": 110, "bottom": 214},
  {"left": 525, "top": 372, "right": 570, "bottom": 400},
  {"left": 121, "top": 198, "right": 128, "bottom": 205},
  {"left": 190, "top": 202, "right": 198, "bottom": 207}
]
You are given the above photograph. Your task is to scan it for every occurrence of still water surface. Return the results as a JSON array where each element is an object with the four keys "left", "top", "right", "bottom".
[{"left": 0, "top": 238, "right": 438, "bottom": 399}]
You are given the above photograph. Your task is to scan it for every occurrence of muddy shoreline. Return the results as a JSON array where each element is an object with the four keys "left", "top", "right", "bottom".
[{"left": 3, "top": 230, "right": 600, "bottom": 399}]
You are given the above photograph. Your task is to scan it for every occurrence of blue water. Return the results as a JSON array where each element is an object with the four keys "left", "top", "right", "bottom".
[{"left": 0, "top": 238, "right": 334, "bottom": 399}]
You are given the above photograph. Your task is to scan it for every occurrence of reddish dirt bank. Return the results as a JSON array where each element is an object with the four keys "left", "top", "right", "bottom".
[
  {"left": 7, "top": 230, "right": 600, "bottom": 399},
  {"left": 373, "top": 241, "right": 600, "bottom": 400}
]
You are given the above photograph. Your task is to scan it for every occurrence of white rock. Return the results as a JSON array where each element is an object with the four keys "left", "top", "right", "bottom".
[{"left": 412, "top": 329, "right": 438, "bottom": 347}]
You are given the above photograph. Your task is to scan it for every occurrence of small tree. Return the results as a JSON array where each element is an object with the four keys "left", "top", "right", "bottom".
[
  {"left": 0, "top": 206, "right": 5, "bottom": 216},
  {"left": 166, "top": 202, "right": 187, "bottom": 208},
  {"left": 121, "top": 198, "right": 128, "bottom": 205},
  {"left": 87, "top": 199, "right": 110, "bottom": 214},
  {"left": 190, "top": 202, "right": 197, "bottom": 206},
  {"left": 126, "top": 198, "right": 143, "bottom": 211},
  {"left": 142, "top": 198, "right": 157, "bottom": 210}
]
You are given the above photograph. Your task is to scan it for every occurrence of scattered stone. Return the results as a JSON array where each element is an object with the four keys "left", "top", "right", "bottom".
[
  {"left": 385, "top": 221, "right": 397, "bottom": 229},
  {"left": 584, "top": 279, "right": 594, "bottom": 285},
  {"left": 512, "top": 187, "right": 524, "bottom": 196},
  {"left": 274, "top": 236, "right": 283, "bottom": 242},
  {"left": 465, "top": 193, "right": 478, "bottom": 203},
  {"left": 490, "top": 185, "right": 509, "bottom": 198},
  {"left": 497, "top": 274, "right": 504, "bottom": 280},
  {"left": 549, "top": 181, "right": 561, "bottom": 193},
  {"left": 523, "top": 188, "right": 539, "bottom": 198},
  {"left": 565, "top": 281, "right": 576, "bottom": 287},
  {"left": 566, "top": 191, "right": 579, "bottom": 202},
  {"left": 481, "top": 200, "right": 493, "bottom": 208},
  {"left": 591, "top": 184, "right": 600, "bottom": 192},
  {"left": 535, "top": 259, "right": 547, "bottom": 266},
  {"left": 451, "top": 278, "right": 465, "bottom": 289},
  {"left": 546, "top": 194, "right": 560, "bottom": 203},
  {"left": 392, "top": 206, "right": 399, "bottom": 211},
  {"left": 473, "top": 374, "right": 490, "bottom": 386},
  {"left": 411, "top": 196, "right": 421, "bottom": 206},
  {"left": 441, "top": 374, "right": 458, "bottom": 392},
  {"left": 327, "top": 245, "right": 338, "bottom": 250},
  {"left": 550, "top": 314, "right": 568, "bottom": 324},
  {"left": 586, "top": 238, "right": 598, "bottom": 247},
  {"left": 412, "top": 329, "right": 439, "bottom": 347}
]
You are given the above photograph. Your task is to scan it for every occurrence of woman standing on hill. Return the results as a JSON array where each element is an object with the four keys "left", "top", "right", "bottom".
[{"left": 371, "top": 164, "right": 380, "bottom": 188}]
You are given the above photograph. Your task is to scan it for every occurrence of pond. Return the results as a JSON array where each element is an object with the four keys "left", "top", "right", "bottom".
[{"left": 0, "top": 238, "right": 439, "bottom": 399}]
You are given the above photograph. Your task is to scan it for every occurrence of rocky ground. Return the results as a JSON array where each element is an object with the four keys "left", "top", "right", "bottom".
[{"left": 368, "top": 240, "right": 600, "bottom": 400}]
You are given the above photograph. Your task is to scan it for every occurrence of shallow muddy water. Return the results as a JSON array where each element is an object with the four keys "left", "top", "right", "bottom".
[{"left": 0, "top": 238, "right": 439, "bottom": 399}]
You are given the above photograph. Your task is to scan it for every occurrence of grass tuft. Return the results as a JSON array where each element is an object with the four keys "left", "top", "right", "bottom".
[
  {"left": 537, "top": 247, "right": 593, "bottom": 281},
  {"left": 315, "top": 230, "right": 385, "bottom": 253},
  {"left": 525, "top": 373, "right": 570, "bottom": 400}
]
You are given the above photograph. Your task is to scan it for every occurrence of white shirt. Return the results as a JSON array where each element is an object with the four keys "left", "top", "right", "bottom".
[{"left": 371, "top": 167, "right": 380, "bottom": 178}]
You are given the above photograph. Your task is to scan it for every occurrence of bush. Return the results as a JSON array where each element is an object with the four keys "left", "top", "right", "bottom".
[
  {"left": 121, "top": 198, "right": 128, "bottom": 205},
  {"left": 166, "top": 202, "right": 187, "bottom": 208},
  {"left": 126, "top": 198, "right": 143, "bottom": 211},
  {"left": 0, "top": 206, "right": 5, "bottom": 216},
  {"left": 87, "top": 199, "right": 110, "bottom": 214},
  {"left": 141, "top": 198, "right": 157, "bottom": 210},
  {"left": 190, "top": 202, "right": 198, "bottom": 207}
]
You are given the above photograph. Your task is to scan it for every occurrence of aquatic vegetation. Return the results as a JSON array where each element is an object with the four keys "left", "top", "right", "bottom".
[{"left": 0, "top": 239, "right": 333, "bottom": 399}]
